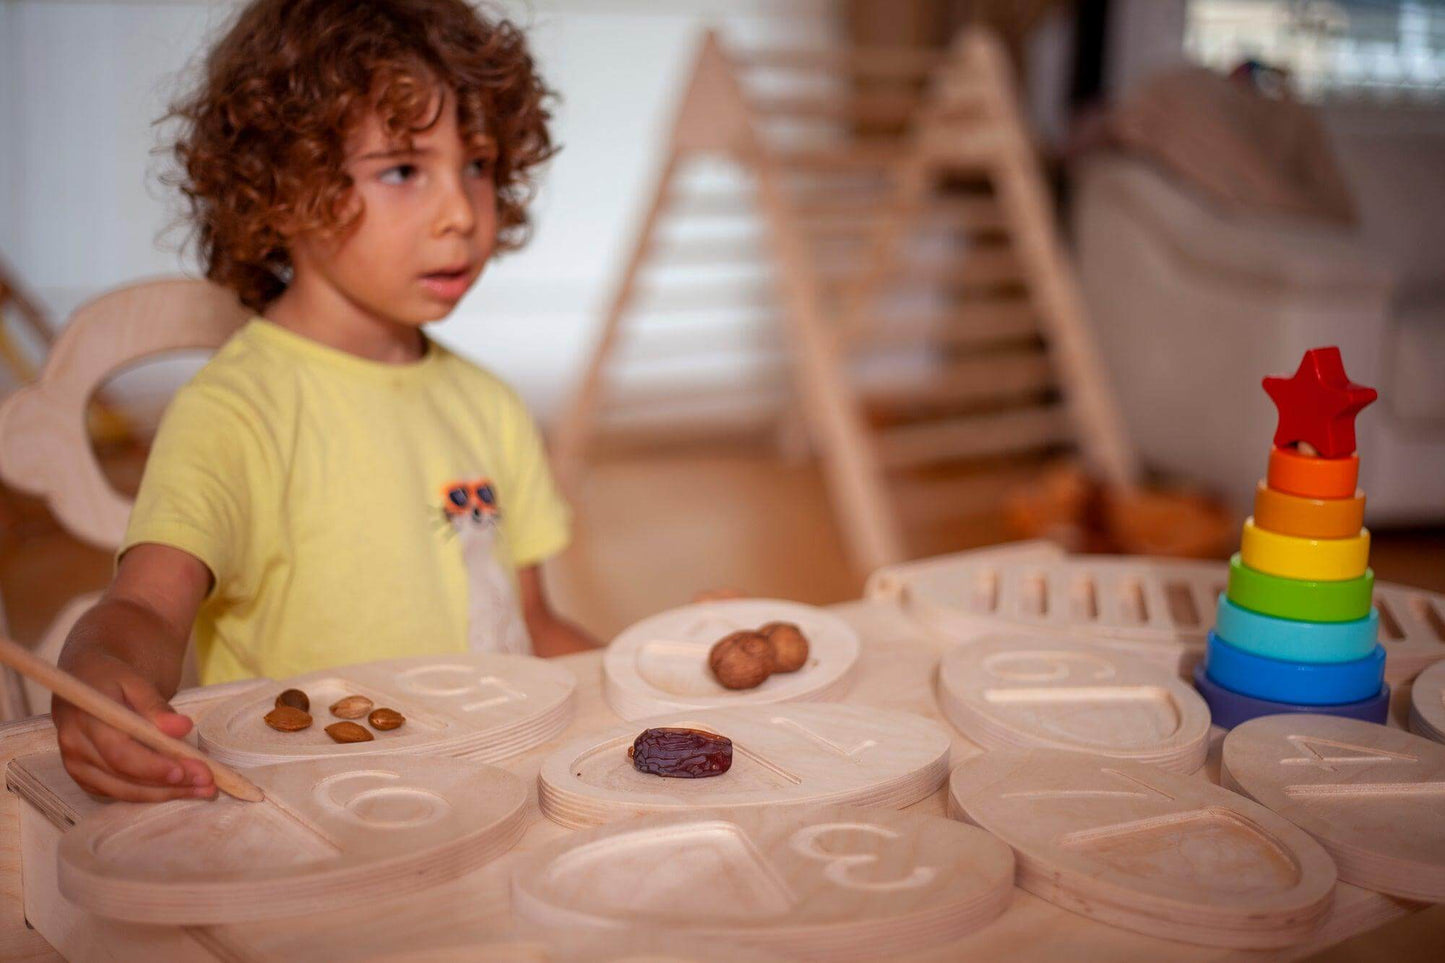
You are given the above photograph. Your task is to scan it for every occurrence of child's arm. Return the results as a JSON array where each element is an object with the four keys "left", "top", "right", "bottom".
[
  {"left": 518, "top": 566, "right": 599, "bottom": 656},
  {"left": 53, "top": 543, "right": 216, "bottom": 801}
]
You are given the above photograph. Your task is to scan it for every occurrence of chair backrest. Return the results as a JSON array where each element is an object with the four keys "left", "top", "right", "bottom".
[
  {"left": 0, "top": 277, "right": 250, "bottom": 549},
  {"left": 0, "top": 278, "right": 251, "bottom": 716}
]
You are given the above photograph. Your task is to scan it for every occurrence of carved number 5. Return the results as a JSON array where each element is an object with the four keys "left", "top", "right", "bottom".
[{"left": 789, "top": 823, "right": 936, "bottom": 892}]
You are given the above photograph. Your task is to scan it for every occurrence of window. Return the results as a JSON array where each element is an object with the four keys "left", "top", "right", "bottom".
[{"left": 1186, "top": 1, "right": 1445, "bottom": 101}]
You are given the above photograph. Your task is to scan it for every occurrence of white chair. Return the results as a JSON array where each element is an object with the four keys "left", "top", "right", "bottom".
[{"left": 0, "top": 278, "right": 250, "bottom": 717}]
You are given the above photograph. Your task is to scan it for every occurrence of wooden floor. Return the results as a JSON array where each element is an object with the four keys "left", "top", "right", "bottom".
[{"left": 2, "top": 446, "right": 1443, "bottom": 650}]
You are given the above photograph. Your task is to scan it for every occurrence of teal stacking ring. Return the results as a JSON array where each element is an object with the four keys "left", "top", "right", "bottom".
[
  {"left": 1214, "top": 597, "right": 1378, "bottom": 664},
  {"left": 1204, "top": 632, "right": 1385, "bottom": 706},
  {"left": 1225, "top": 554, "right": 1373, "bottom": 622}
]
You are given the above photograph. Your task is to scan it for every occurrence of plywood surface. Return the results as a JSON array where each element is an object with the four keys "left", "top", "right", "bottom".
[
  {"left": 0, "top": 599, "right": 1428, "bottom": 961},
  {"left": 1222, "top": 714, "right": 1445, "bottom": 903},
  {"left": 949, "top": 749, "right": 1338, "bottom": 947},
  {"left": 937, "top": 634, "right": 1210, "bottom": 773},
  {"left": 602, "top": 598, "right": 859, "bottom": 719},
  {"left": 538, "top": 703, "right": 949, "bottom": 829},
  {"left": 195, "top": 653, "right": 575, "bottom": 767},
  {"left": 883, "top": 552, "right": 1445, "bottom": 682},
  {"left": 512, "top": 805, "right": 1014, "bottom": 961}
]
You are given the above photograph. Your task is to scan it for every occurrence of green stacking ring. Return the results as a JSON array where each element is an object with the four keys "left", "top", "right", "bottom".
[{"left": 1226, "top": 554, "right": 1373, "bottom": 622}]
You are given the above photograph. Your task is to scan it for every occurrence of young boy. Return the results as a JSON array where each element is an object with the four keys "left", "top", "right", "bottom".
[{"left": 53, "top": 0, "right": 596, "bottom": 803}]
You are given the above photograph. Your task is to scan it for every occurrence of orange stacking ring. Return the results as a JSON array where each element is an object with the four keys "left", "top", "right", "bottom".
[
  {"left": 1253, "top": 480, "right": 1365, "bottom": 539},
  {"left": 1266, "top": 446, "right": 1358, "bottom": 499}
]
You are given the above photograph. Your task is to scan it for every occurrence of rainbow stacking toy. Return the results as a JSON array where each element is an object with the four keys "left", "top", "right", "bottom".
[{"left": 1193, "top": 346, "right": 1390, "bottom": 728}]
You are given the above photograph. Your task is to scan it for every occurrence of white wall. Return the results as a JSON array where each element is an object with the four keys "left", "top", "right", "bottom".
[{"left": 0, "top": 0, "right": 835, "bottom": 421}]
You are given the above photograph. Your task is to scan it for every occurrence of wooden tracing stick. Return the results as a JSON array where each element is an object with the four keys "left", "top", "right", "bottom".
[{"left": 0, "top": 635, "right": 264, "bottom": 802}]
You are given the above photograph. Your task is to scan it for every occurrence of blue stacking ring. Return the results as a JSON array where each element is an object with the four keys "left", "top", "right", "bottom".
[
  {"left": 1214, "top": 597, "right": 1378, "bottom": 663},
  {"left": 1204, "top": 631, "right": 1385, "bottom": 705},
  {"left": 1192, "top": 664, "right": 1390, "bottom": 729}
]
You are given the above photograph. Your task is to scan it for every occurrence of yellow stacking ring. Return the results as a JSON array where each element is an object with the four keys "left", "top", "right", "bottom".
[
  {"left": 1253, "top": 481, "right": 1366, "bottom": 539},
  {"left": 1239, "top": 517, "right": 1370, "bottom": 581}
]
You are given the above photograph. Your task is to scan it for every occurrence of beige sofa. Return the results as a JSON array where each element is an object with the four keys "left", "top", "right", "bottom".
[{"left": 1073, "top": 110, "right": 1445, "bottom": 523}]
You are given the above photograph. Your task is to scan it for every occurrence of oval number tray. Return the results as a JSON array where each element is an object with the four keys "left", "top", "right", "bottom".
[{"left": 603, "top": 599, "right": 860, "bottom": 720}]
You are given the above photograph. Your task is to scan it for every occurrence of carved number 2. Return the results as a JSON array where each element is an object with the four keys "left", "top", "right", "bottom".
[{"left": 789, "top": 823, "right": 936, "bottom": 892}]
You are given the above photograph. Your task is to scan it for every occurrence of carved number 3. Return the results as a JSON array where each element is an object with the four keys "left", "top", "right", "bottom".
[{"left": 789, "top": 823, "right": 936, "bottom": 892}]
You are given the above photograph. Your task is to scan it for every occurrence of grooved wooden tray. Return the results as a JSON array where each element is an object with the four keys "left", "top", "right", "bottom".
[
  {"left": 948, "top": 749, "right": 1338, "bottom": 947},
  {"left": 602, "top": 598, "right": 860, "bottom": 720},
  {"left": 511, "top": 805, "right": 1014, "bottom": 962},
  {"left": 877, "top": 551, "right": 1445, "bottom": 681},
  {"left": 195, "top": 653, "right": 576, "bottom": 767},
  {"left": 538, "top": 703, "right": 950, "bottom": 829},
  {"left": 1222, "top": 713, "right": 1445, "bottom": 903},
  {"left": 1408, "top": 660, "right": 1445, "bottom": 744},
  {"left": 58, "top": 755, "right": 527, "bottom": 925},
  {"left": 936, "top": 634, "right": 1211, "bottom": 773}
]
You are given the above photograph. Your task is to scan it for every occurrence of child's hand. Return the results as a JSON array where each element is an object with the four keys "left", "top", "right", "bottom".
[{"left": 53, "top": 650, "right": 215, "bottom": 802}]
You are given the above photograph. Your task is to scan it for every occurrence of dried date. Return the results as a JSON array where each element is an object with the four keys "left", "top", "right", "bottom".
[{"left": 628, "top": 727, "right": 733, "bottom": 778}]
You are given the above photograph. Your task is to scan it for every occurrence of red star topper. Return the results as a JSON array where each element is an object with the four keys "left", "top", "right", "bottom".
[{"left": 1262, "top": 346, "right": 1377, "bottom": 458}]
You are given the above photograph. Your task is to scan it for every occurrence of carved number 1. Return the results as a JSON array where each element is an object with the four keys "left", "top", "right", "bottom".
[{"left": 789, "top": 823, "right": 936, "bottom": 892}]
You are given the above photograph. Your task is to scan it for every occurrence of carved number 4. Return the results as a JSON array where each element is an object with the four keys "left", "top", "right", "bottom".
[
  {"left": 1281, "top": 736, "right": 1416, "bottom": 772},
  {"left": 789, "top": 823, "right": 936, "bottom": 892}
]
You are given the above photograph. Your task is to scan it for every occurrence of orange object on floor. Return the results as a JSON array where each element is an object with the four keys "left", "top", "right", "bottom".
[
  {"left": 1252, "top": 480, "right": 1365, "bottom": 539},
  {"left": 1266, "top": 446, "right": 1358, "bottom": 499}
]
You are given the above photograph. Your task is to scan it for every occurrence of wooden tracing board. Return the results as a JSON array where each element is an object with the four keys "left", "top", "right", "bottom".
[
  {"left": 881, "top": 549, "right": 1445, "bottom": 681},
  {"left": 603, "top": 598, "right": 859, "bottom": 719},
  {"left": 551, "top": 28, "right": 1136, "bottom": 574},
  {"left": 195, "top": 653, "right": 576, "bottom": 767},
  {"left": 1408, "top": 659, "right": 1445, "bottom": 743},
  {"left": 936, "top": 634, "right": 1210, "bottom": 773},
  {"left": 538, "top": 703, "right": 950, "bottom": 829},
  {"left": 948, "top": 750, "right": 1338, "bottom": 947},
  {"left": 511, "top": 805, "right": 1014, "bottom": 962},
  {"left": 57, "top": 755, "right": 527, "bottom": 925},
  {"left": 1221, "top": 714, "right": 1445, "bottom": 903}
]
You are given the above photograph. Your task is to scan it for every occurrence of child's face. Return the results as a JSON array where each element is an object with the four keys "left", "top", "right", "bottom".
[{"left": 290, "top": 88, "right": 498, "bottom": 327}]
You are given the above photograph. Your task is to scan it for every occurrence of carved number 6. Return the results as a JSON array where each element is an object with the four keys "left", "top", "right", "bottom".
[{"left": 789, "top": 823, "right": 936, "bottom": 892}]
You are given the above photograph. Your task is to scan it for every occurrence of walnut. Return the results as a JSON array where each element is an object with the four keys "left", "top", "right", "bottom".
[
  {"left": 760, "top": 621, "right": 810, "bottom": 672},
  {"left": 708, "top": 630, "right": 773, "bottom": 690}
]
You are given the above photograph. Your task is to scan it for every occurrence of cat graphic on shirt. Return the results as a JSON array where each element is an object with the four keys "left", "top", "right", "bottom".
[{"left": 439, "top": 479, "right": 529, "bottom": 654}]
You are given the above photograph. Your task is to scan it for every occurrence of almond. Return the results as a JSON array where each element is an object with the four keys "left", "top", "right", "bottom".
[
  {"left": 329, "top": 695, "right": 374, "bottom": 719},
  {"left": 325, "top": 721, "right": 373, "bottom": 744},
  {"left": 264, "top": 706, "right": 312, "bottom": 732},
  {"left": 368, "top": 707, "right": 405, "bottom": 731}
]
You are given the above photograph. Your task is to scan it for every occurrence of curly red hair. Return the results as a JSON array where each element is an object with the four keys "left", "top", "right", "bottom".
[{"left": 164, "top": 0, "right": 555, "bottom": 311}]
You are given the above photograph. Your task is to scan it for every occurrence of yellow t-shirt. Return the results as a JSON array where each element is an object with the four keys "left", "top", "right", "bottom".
[{"left": 122, "top": 319, "right": 571, "bottom": 684}]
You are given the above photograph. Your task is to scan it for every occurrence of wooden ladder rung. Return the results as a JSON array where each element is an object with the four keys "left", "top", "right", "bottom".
[
  {"left": 634, "top": 280, "right": 776, "bottom": 314},
  {"left": 738, "top": 47, "right": 946, "bottom": 79},
  {"left": 750, "top": 91, "right": 922, "bottom": 124},
  {"left": 891, "top": 457, "right": 1077, "bottom": 524},
  {"left": 875, "top": 405, "right": 1071, "bottom": 469},
  {"left": 859, "top": 300, "right": 1036, "bottom": 350},
  {"left": 773, "top": 144, "right": 901, "bottom": 172},
  {"left": 858, "top": 351, "right": 1054, "bottom": 410},
  {"left": 646, "top": 237, "right": 770, "bottom": 267},
  {"left": 817, "top": 248, "right": 1023, "bottom": 288},
  {"left": 605, "top": 377, "right": 791, "bottom": 415}
]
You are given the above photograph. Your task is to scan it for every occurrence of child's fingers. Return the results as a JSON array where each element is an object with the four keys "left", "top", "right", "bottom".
[
  {"left": 86, "top": 721, "right": 194, "bottom": 787},
  {"left": 64, "top": 758, "right": 209, "bottom": 803},
  {"left": 116, "top": 676, "right": 194, "bottom": 738},
  {"left": 64, "top": 727, "right": 190, "bottom": 790}
]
